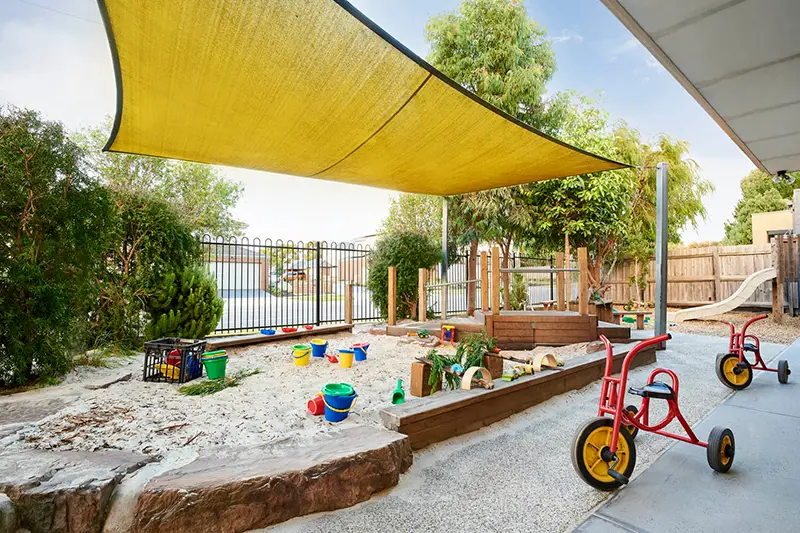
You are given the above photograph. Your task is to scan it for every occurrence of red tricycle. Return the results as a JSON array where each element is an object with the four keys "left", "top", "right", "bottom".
[
  {"left": 572, "top": 333, "right": 735, "bottom": 490},
  {"left": 715, "top": 314, "right": 790, "bottom": 389}
]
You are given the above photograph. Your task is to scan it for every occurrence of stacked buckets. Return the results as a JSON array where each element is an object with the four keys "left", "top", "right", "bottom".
[
  {"left": 201, "top": 350, "right": 228, "bottom": 380},
  {"left": 292, "top": 344, "right": 312, "bottom": 367},
  {"left": 320, "top": 383, "right": 358, "bottom": 422}
]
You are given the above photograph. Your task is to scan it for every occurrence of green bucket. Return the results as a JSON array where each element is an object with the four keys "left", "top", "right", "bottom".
[
  {"left": 202, "top": 356, "right": 228, "bottom": 380},
  {"left": 322, "top": 382, "right": 355, "bottom": 397}
]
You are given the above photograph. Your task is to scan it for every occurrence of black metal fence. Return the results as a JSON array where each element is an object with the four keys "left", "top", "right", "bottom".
[
  {"left": 202, "top": 236, "right": 380, "bottom": 334},
  {"left": 202, "top": 236, "right": 554, "bottom": 335}
]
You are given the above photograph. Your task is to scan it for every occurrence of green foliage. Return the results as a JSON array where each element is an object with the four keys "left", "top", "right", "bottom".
[
  {"left": 93, "top": 191, "right": 202, "bottom": 348},
  {"left": 426, "top": 0, "right": 558, "bottom": 131},
  {"left": 77, "top": 120, "right": 246, "bottom": 237},
  {"left": 509, "top": 273, "right": 528, "bottom": 310},
  {"left": 723, "top": 170, "right": 796, "bottom": 245},
  {"left": 178, "top": 369, "right": 261, "bottom": 396},
  {"left": 367, "top": 233, "right": 441, "bottom": 320},
  {"left": 0, "top": 107, "right": 115, "bottom": 387},
  {"left": 428, "top": 333, "right": 496, "bottom": 391},
  {"left": 427, "top": 349, "right": 462, "bottom": 391},
  {"left": 145, "top": 265, "right": 224, "bottom": 340},
  {"left": 381, "top": 194, "right": 443, "bottom": 242}
]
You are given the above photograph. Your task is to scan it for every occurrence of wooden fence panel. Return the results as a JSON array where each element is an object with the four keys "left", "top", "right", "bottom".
[{"left": 604, "top": 244, "right": 772, "bottom": 307}]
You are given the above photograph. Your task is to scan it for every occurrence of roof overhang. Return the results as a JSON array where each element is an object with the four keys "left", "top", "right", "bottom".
[
  {"left": 96, "top": 0, "right": 626, "bottom": 196},
  {"left": 601, "top": 0, "right": 800, "bottom": 174}
]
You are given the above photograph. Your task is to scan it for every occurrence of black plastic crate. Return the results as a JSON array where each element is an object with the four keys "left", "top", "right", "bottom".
[{"left": 143, "top": 338, "right": 206, "bottom": 383}]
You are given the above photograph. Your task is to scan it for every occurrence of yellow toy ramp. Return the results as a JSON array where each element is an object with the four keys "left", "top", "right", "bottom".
[{"left": 671, "top": 267, "right": 777, "bottom": 322}]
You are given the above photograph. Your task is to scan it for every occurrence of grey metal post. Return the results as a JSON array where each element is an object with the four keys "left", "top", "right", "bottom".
[
  {"left": 655, "top": 162, "right": 669, "bottom": 343},
  {"left": 441, "top": 198, "right": 448, "bottom": 320}
]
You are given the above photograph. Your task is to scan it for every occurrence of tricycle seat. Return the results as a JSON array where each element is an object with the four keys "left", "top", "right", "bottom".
[
  {"left": 743, "top": 343, "right": 758, "bottom": 352},
  {"left": 628, "top": 381, "right": 675, "bottom": 400}
]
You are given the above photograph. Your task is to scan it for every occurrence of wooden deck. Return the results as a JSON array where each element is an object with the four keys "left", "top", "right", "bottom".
[
  {"left": 206, "top": 324, "right": 353, "bottom": 350},
  {"left": 380, "top": 342, "right": 656, "bottom": 450}
]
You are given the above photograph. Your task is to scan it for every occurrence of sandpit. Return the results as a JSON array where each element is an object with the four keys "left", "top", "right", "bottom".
[{"left": 8, "top": 328, "right": 595, "bottom": 457}]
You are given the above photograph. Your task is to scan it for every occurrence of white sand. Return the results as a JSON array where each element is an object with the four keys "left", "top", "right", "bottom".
[{"left": 11, "top": 330, "right": 590, "bottom": 457}]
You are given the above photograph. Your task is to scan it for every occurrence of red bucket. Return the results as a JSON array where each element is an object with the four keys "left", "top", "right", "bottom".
[{"left": 307, "top": 394, "right": 325, "bottom": 416}]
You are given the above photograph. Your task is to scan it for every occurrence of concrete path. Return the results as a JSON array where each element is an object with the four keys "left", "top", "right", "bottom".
[
  {"left": 259, "top": 333, "right": 785, "bottom": 533},
  {"left": 576, "top": 337, "right": 800, "bottom": 533}
]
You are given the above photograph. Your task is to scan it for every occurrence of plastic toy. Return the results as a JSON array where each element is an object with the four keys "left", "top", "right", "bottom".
[
  {"left": 352, "top": 343, "right": 369, "bottom": 361},
  {"left": 572, "top": 333, "right": 735, "bottom": 490},
  {"left": 167, "top": 349, "right": 181, "bottom": 366},
  {"left": 260, "top": 328, "right": 276, "bottom": 335},
  {"left": 338, "top": 349, "right": 354, "bottom": 368},
  {"left": 282, "top": 327, "right": 298, "bottom": 333},
  {"left": 392, "top": 379, "right": 405, "bottom": 404},
  {"left": 716, "top": 314, "right": 790, "bottom": 389},
  {"left": 304, "top": 325, "right": 314, "bottom": 330},
  {"left": 325, "top": 354, "right": 339, "bottom": 364},
  {"left": 307, "top": 393, "right": 325, "bottom": 415},
  {"left": 417, "top": 329, "right": 430, "bottom": 339},
  {"left": 310, "top": 339, "right": 328, "bottom": 358},
  {"left": 441, "top": 325, "right": 456, "bottom": 346},
  {"left": 321, "top": 383, "right": 357, "bottom": 422},
  {"left": 292, "top": 344, "right": 311, "bottom": 367},
  {"left": 501, "top": 364, "right": 533, "bottom": 382}
]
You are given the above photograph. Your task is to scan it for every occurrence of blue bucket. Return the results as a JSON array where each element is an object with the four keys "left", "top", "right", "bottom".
[
  {"left": 353, "top": 345, "right": 368, "bottom": 362},
  {"left": 310, "top": 339, "right": 328, "bottom": 358},
  {"left": 322, "top": 392, "right": 358, "bottom": 423}
]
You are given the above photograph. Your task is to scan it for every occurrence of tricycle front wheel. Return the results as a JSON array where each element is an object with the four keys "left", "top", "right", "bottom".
[
  {"left": 716, "top": 353, "right": 752, "bottom": 390},
  {"left": 571, "top": 417, "right": 636, "bottom": 491}
]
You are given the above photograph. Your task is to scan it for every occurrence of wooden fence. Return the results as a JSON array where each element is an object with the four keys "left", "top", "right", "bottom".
[{"left": 604, "top": 244, "right": 773, "bottom": 307}]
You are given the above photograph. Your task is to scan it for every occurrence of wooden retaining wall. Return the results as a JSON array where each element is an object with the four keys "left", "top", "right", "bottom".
[
  {"left": 380, "top": 343, "right": 656, "bottom": 450},
  {"left": 482, "top": 311, "right": 599, "bottom": 349}
]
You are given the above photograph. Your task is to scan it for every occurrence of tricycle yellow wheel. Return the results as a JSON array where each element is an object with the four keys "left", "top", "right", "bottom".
[
  {"left": 716, "top": 353, "right": 752, "bottom": 390},
  {"left": 571, "top": 417, "right": 636, "bottom": 491}
]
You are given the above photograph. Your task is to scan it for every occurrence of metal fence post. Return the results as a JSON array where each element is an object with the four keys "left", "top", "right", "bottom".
[
  {"left": 549, "top": 255, "right": 554, "bottom": 300},
  {"left": 655, "top": 162, "right": 669, "bottom": 343},
  {"left": 315, "top": 241, "right": 322, "bottom": 326}
]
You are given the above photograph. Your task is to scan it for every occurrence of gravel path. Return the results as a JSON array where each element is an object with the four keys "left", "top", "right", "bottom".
[{"left": 259, "top": 332, "right": 787, "bottom": 533}]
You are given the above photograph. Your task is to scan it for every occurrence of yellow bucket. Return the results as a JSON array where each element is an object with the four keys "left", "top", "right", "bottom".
[
  {"left": 338, "top": 349, "right": 354, "bottom": 369},
  {"left": 293, "top": 344, "right": 311, "bottom": 367}
]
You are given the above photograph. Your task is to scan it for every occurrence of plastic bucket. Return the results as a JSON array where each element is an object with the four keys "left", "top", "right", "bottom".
[
  {"left": 322, "top": 383, "right": 355, "bottom": 397},
  {"left": 310, "top": 339, "right": 328, "bottom": 358},
  {"left": 293, "top": 344, "right": 311, "bottom": 367},
  {"left": 352, "top": 345, "right": 368, "bottom": 362},
  {"left": 202, "top": 356, "right": 228, "bottom": 380},
  {"left": 322, "top": 391, "right": 358, "bottom": 423},
  {"left": 307, "top": 394, "right": 325, "bottom": 415},
  {"left": 338, "top": 349, "right": 354, "bottom": 369}
]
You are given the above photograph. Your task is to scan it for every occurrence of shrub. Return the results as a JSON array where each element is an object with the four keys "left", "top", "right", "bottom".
[
  {"left": 93, "top": 191, "right": 201, "bottom": 348},
  {"left": 509, "top": 273, "right": 528, "bottom": 310},
  {"left": 145, "top": 265, "right": 224, "bottom": 339},
  {"left": 367, "top": 232, "right": 441, "bottom": 320},
  {"left": 0, "top": 108, "right": 114, "bottom": 387}
]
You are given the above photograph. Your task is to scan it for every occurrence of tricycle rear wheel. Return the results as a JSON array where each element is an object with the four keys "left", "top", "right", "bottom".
[
  {"left": 571, "top": 417, "right": 636, "bottom": 491},
  {"left": 778, "top": 360, "right": 790, "bottom": 384}
]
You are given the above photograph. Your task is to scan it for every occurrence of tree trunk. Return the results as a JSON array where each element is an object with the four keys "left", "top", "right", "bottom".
[{"left": 466, "top": 239, "right": 478, "bottom": 315}]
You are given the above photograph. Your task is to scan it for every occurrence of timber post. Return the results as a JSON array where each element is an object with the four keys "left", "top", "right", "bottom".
[
  {"left": 480, "top": 251, "right": 489, "bottom": 312},
  {"left": 388, "top": 266, "right": 397, "bottom": 326},
  {"left": 578, "top": 247, "right": 589, "bottom": 316},
  {"left": 556, "top": 252, "right": 566, "bottom": 311},
  {"left": 418, "top": 268, "right": 427, "bottom": 322},
  {"left": 491, "top": 246, "right": 501, "bottom": 315}
]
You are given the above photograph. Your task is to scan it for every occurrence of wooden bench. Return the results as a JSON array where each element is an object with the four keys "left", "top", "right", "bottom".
[
  {"left": 613, "top": 310, "right": 651, "bottom": 330},
  {"left": 526, "top": 299, "right": 557, "bottom": 311}
]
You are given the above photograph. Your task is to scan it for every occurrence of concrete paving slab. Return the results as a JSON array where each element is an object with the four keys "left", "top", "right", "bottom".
[{"left": 577, "top": 337, "right": 800, "bottom": 533}]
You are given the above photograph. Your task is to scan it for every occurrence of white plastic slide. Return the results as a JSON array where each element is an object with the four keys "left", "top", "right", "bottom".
[{"left": 671, "top": 267, "right": 777, "bottom": 322}]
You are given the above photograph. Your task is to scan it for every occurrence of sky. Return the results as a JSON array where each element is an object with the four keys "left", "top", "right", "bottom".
[{"left": 0, "top": 0, "right": 756, "bottom": 243}]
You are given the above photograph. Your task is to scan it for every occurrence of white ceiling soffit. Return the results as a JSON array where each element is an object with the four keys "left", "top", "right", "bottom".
[{"left": 601, "top": 0, "right": 800, "bottom": 173}]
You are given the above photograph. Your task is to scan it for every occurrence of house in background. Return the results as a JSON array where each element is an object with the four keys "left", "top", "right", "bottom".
[
  {"left": 751, "top": 189, "right": 800, "bottom": 244},
  {"left": 206, "top": 246, "right": 268, "bottom": 292},
  {"left": 285, "top": 259, "right": 336, "bottom": 294}
]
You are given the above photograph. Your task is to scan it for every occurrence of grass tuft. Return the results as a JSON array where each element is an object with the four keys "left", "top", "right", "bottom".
[{"left": 179, "top": 369, "right": 261, "bottom": 396}]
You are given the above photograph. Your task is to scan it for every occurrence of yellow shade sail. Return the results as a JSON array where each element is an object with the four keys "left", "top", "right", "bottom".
[{"left": 97, "top": 0, "right": 627, "bottom": 195}]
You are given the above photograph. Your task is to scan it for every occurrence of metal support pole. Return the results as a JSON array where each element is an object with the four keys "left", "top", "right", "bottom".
[
  {"left": 441, "top": 198, "right": 448, "bottom": 320},
  {"left": 655, "top": 162, "right": 669, "bottom": 344}
]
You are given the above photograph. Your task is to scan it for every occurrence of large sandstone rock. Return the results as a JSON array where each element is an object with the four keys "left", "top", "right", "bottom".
[
  {"left": 0, "top": 450, "right": 151, "bottom": 533},
  {"left": 133, "top": 427, "right": 412, "bottom": 533},
  {"left": 0, "top": 493, "right": 17, "bottom": 533}
]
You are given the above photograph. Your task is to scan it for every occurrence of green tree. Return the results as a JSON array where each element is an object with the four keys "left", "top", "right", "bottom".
[
  {"left": 427, "top": 0, "right": 562, "bottom": 309},
  {"left": 723, "top": 169, "right": 796, "bottom": 245},
  {"left": 78, "top": 121, "right": 246, "bottom": 236},
  {"left": 380, "top": 194, "right": 443, "bottom": 244},
  {"left": 613, "top": 125, "right": 713, "bottom": 299},
  {"left": 0, "top": 108, "right": 115, "bottom": 387},
  {"left": 367, "top": 233, "right": 441, "bottom": 320},
  {"left": 93, "top": 191, "right": 205, "bottom": 347}
]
